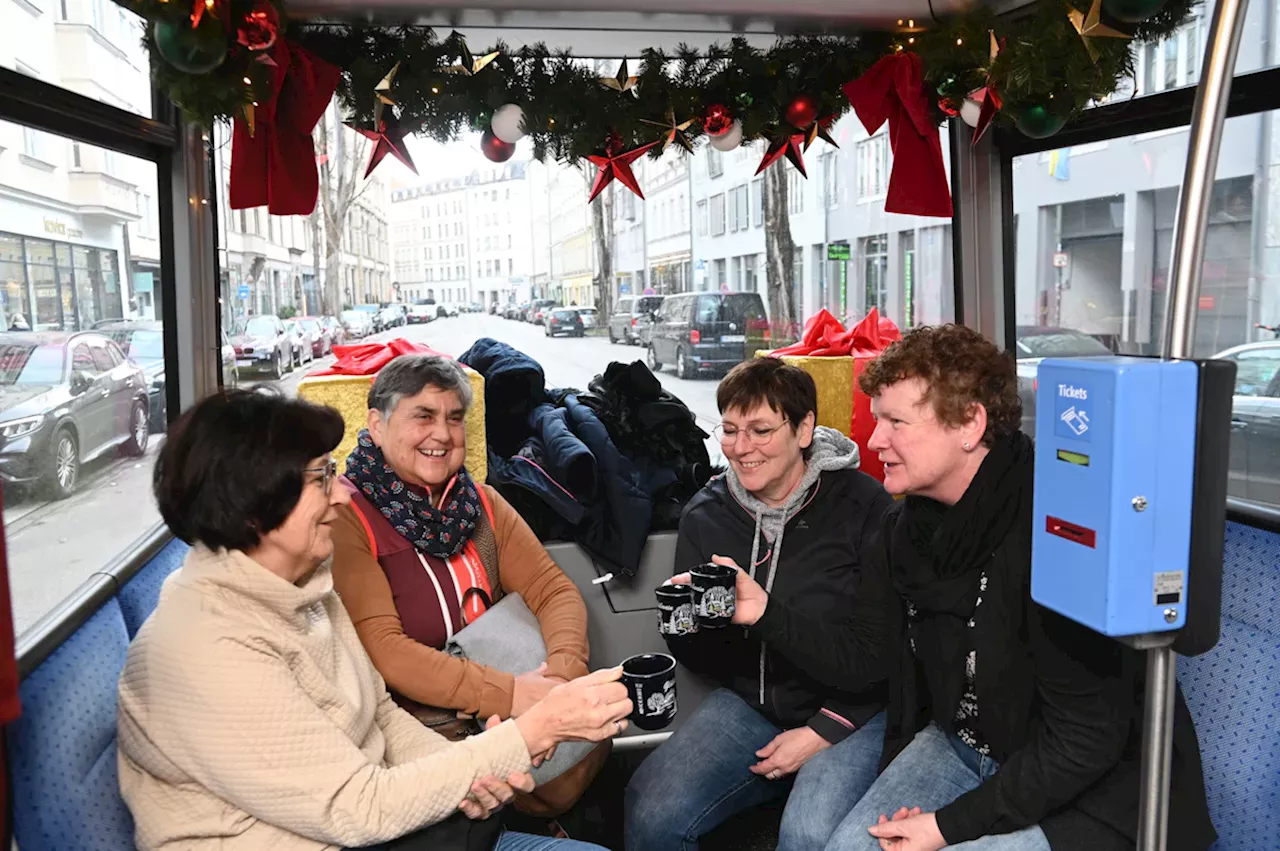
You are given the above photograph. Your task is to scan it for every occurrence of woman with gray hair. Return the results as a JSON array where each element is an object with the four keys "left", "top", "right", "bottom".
[{"left": 330, "top": 355, "right": 603, "bottom": 817}]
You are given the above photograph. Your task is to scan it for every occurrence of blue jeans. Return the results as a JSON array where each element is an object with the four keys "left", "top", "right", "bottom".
[
  {"left": 822, "top": 723, "right": 1052, "bottom": 851},
  {"left": 625, "top": 688, "right": 886, "bottom": 851},
  {"left": 352, "top": 830, "right": 605, "bottom": 850}
]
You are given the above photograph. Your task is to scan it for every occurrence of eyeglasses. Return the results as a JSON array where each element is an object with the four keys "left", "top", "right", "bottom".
[
  {"left": 712, "top": 422, "right": 788, "bottom": 446},
  {"left": 305, "top": 459, "right": 338, "bottom": 495}
]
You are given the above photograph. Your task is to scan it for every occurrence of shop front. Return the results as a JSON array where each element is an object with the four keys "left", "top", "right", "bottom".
[
  {"left": 561, "top": 274, "right": 593, "bottom": 307},
  {"left": 0, "top": 202, "right": 128, "bottom": 332}
]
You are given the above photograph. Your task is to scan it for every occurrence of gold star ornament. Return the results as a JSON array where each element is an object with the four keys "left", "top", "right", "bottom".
[
  {"left": 443, "top": 35, "right": 499, "bottom": 76},
  {"left": 600, "top": 59, "right": 639, "bottom": 94},
  {"left": 1069, "top": 0, "right": 1131, "bottom": 59},
  {"left": 640, "top": 108, "right": 695, "bottom": 154},
  {"left": 373, "top": 61, "right": 400, "bottom": 125}
]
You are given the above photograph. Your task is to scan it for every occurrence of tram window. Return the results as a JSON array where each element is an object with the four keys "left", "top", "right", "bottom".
[
  {"left": 0, "top": 118, "right": 167, "bottom": 636},
  {"left": 9, "top": 0, "right": 153, "bottom": 119},
  {"left": 1011, "top": 109, "right": 1280, "bottom": 509}
]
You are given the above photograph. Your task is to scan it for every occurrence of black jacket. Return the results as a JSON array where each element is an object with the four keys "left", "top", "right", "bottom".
[
  {"left": 752, "top": 468, "right": 1217, "bottom": 850},
  {"left": 668, "top": 468, "right": 892, "bottom": 743}
]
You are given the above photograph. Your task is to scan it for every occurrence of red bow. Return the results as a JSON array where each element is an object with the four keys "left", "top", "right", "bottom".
[
  {"left": 229, "top": 39, "right": 340, "bottom": 215},
  {"left": 842, "top": 53, "right": 953, "bottom": 218},
  {"left": 309, "top": 339, "right": 450, "bottom": 377},
  {"left": 769, "top": 308, "right": 901, "bottom": 358}
]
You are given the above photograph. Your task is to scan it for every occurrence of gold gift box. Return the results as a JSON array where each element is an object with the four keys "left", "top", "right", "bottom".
[
  {"left": 296, "top": 368, "right": 488, "bottom": 482},
  {"left": 754, "top": 351, "right": 854, "bottom": 438}
]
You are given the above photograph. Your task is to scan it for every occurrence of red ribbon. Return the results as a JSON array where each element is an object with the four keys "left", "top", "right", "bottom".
[
  {"left": 308, "top": 338, "right": 450, "bottom": 377},
  {"left": 769, "top": 308, "right": 901, "bottom": 359},
  {"left": 842, "top": 53, "right": 953, "bottom": 218},
  {"left": 229, "top": 38, "right": 340, "bottom": 216}
]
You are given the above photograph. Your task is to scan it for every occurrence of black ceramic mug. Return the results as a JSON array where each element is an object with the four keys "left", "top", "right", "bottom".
[
  {"left": 620, "top": 653, "right": 678, "bottom": 731},
  {"left": 690, "top": 562, "right": 737, "bottom": 629},
  {"left": 655, "top": 584, "right": 698, "bottom": 637}
]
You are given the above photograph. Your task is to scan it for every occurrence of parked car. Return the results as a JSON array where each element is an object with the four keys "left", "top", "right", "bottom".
[
  {"left": 220, "top": 330, "right": 239, "bottom": 389},
  {"left": 231, "top": 314, "right": 292, "bottom": 379},
  {"left": 1211, "top": 340, "right": 1280, "bottom": 505},
  {"left": 610, "top": 295, "right": 665, "bottom": 345},
  {"left": 407, "top": 304, "right": 435, "bottom": 324},
  {"left": 340, "top": 309, "right": 374, "bottom": 339},
  {"left": 282, "top": 319, "right": 313, "bottom": 368},
  {"left": 96, "top": 320, "right": 168, "bottom": 433},
  {"left": 574, "top": 306, "right": 597, "bottom": 329},
  {"left": 530, "top": 299, "right": 560, "bottom": 326},
  {"left": 646, "top": 291, "right": 769, "bottom": 379},
  {"left": 436, "top": 303, "right": 460, "bottom": 319},
  {"left": 1014, "top": 326, "right": 1114, "bottom": 435},
  {"left": 320, "top": 315, "right": 346, "bottom": 347},
  {"left": 545, "top": 308, "right": 585, "bottom": 338},
  {"left": 378, "top": 305, "right": 406, "bottom": 329},
  {"left": 351, "top": 304, "right": 384, "bottom": 333},
  {"left": 295, "top": 316, "right": 331, "bottom": 359},
  {"left": 0, "top": 331, "right": 150, "bottom": 499}
]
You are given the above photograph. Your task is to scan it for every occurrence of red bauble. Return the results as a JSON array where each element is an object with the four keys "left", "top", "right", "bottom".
[
  {"left": 481, "top": 130, "right": 515, "bottom": 162},
  {"left": 236, "top": 1, "right": 279, "bottom": 51},
  {"left": 784, "top": 95, "right": 820, "bottom": 129},
  {"left": 938, "top": 98, "right": 960, "bottom": 117},
  {"left": 704, "top": 104, "right": 733, "bottom": 137}
]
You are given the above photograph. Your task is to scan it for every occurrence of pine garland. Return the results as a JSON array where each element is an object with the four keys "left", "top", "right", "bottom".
[{"left": 129, "top": 0, "right": 1198, "bottom": 163}]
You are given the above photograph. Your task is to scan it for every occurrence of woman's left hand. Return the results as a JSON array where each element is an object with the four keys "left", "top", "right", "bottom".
[
  {"left": 458, "top": 772, "right": 535, "bottom": 820},
  {"left": 866, "top": 809, "right": 946, "bottom": 851},
  {"left": 668, "top": 555, "right": 770, "bottom": 627},
  {"left": 749, "top": 726, "right": 831, "bottom": 779}
]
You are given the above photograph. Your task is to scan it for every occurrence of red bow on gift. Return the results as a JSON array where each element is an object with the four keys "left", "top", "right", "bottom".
[
  {"left": 229, "top": 39, "right": 340, "bottom": 216},
  {"left": 309, "top": 339, "right": 450, "bottom": 377},
  {"left": 842, "top": 53, "right": 953, "bottom": 218},
  {"left": 770, "top": 308, "right": 902, "bottom": 358}
]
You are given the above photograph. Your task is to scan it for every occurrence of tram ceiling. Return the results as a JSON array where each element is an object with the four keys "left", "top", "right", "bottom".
[{"left": 287, "top": 0, "right": 1037, "bottom": 53}]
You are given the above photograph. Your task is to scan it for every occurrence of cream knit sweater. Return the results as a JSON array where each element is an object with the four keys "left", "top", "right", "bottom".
[{"left": 117, "top": 544, "right": 533, "bottom": 851}]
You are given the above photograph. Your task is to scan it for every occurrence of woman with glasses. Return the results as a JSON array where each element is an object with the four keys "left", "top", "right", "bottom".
[
  {"left": 329, "top": 355, "right": 604, "bottom": 818},
  {"left": 119, "top": 389, "right": 629, "bottom": 851},
  {"left": 625, "top": 357, "right": 894, "bottom": 851}
]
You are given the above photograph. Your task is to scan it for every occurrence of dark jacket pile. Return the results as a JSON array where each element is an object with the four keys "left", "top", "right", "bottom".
[{"left": 459, "top": 338, "right": 714, "bottom": 575}]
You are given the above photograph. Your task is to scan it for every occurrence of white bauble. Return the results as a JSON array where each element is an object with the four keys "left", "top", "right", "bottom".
[
  {"left": 491, "top": 104, "right": 527, "bottom": 144},
  {"left": 960, "top": 98, "right": 982, "bottom": 129},
  {"left": 709, "top": 119, "right": 743, "bottom": 152}
]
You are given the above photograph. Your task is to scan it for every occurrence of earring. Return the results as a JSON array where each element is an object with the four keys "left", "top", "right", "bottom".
[{"left": 963, "top": 442, "right": 971, "bottom": 450}]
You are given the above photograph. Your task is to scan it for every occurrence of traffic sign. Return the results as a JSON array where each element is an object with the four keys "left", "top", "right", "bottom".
[
  {"left": 1053, "top": 252, "right": 1070, "bottom": 268},
  {"left": 237, "top": 284, "right": 250, "bottom": 300}
]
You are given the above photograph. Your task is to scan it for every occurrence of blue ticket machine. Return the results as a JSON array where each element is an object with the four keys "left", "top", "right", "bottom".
[{"left": 1032, "top": 358, "right": 1202, "bottom": 637}]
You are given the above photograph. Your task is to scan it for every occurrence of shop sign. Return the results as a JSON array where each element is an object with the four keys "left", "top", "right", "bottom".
[{"left": 43, "top": 218, "right": 84, "bottom": 239}]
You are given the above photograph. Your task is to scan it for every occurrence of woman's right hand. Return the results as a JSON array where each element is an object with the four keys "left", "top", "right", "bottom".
[
  {"left": 513, "top": 666, "right": 632, "bottom": 757},
  {"left": 668, "top": 555, "right": 770, "bottom": 627}
]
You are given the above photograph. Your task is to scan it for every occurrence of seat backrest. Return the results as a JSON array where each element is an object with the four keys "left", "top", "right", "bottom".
[
  {"left": 8, "top": 540, "right": 188, "bottom": 851},
  {"left": 1178, "top": 521, "right": 1280, "bottom": 851}
]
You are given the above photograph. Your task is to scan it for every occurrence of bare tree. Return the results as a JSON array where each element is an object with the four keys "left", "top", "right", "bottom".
[
  {"left": 591, "top": 180, "right": 615, "bottom": 321},
  {"left": 314, "top": 112, "right": 372, "bottom": 316},
  {"left": 763, "top": 164, "right": 800, "bottom": 346}
]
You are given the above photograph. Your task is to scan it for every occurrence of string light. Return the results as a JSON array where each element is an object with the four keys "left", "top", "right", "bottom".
[
  {"left": 908, "top": 19, "right": 914, "bottom": 27},
  {"left": 431, "top": 86, "right": 439, "bottom": 94},
  {"left": 908, "top": 37, "right": 915, "bottom": 44},
  {"left": 242, "top": 76, "right": 252, "bottom": 85},
  {"left": 957, "top": 38, "right": 964, "bottom": 46}
]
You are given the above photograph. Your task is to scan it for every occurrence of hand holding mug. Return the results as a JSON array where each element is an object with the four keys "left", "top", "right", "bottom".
[
  {"left": 669, "top": 555, "right": 768, "bottom": 627},
  {"left": 514, "top": 666, "right": 632, "bottom": 758}
]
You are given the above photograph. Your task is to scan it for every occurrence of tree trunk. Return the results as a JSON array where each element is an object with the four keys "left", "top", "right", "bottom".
[
  {"left": 309, "top": 209, "right": 323, "bottom": 315},
  {"left": 763, "top": 164, "right": 799, "bottom": 347},
  {"left": 314, "top": 109, "right": 371, "bottom": 316},
  {"left": 591, "top": 181, "right": 614, "bottom": 319}
]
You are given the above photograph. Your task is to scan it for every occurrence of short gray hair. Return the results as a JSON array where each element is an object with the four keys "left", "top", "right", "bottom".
[{"left": 367, "top": 355, "right": 473, "bottom": 418}]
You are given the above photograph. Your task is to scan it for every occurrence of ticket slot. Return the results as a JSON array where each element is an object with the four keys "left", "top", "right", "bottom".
[{"left": 1045, "top": 516, "right": 1097, "bottom": 549}]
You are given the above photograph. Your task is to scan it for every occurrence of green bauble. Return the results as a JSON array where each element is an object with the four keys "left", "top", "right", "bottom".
[
  {"left": 1013, "top": 101, "right": 1069, "bottom": 139},
  {"left": 936, "top": 73, "right": 961, "bottom": 99},
  {"left": 154, "top": 19, "right": 226, "bottom": 75},
  {"left": 736, "top": 92, "right": 755, "bottom": 108},
  {"left": 1102, "top": 0, "right": 1167, "bottom": 23}
]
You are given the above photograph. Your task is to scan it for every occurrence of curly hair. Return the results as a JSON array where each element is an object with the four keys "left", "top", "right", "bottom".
[{"left": 858, "top": 324, "right": 1021, "bottom": 446}]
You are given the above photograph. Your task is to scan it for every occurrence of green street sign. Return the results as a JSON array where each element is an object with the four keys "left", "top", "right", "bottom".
[{"left": 827, "top": 243, "right": 851, "bottom": 261}]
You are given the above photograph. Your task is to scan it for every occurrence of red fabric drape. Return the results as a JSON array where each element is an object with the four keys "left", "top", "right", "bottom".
[
  {"left": 842, "top": 53, "right": 953, "bottom": 218},
  {"left": 229, "top": 39, "right": 340, "bottom": 216},
  {"left": 308, "top": 338, "right": 450, "bottom": 377}
]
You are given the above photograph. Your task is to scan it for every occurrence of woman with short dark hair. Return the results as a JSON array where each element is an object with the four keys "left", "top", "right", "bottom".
[
  {"left": 119, "top": 389, "right": 628, "bottom": 851},
  {"left": 625, "top": 357, "right": 893, "bottom": 851},
  {"left": 716, "top": 326, "right": 1216, "bottom": 851}
]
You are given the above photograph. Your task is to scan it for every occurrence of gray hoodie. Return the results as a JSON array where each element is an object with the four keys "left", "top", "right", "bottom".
[{"left": 723, "top": 425, "right": 862, "bottom": 702}]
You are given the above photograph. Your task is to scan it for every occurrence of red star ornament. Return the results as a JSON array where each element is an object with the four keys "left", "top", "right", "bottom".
[
  {"left": 804, "top": 116, "right": 839, "bottom": 152},
  {"left": 587, "top": 140, "right": 658, "bottom": 203},
  {"left": 756, "top": 128, "right": 808, "bottom": 177},
  {"left": 346, "top": 113, "right": 418, "bottom": 179},
  {"left": 969, "top": 86, "right": 1003, "bottom": 146}
]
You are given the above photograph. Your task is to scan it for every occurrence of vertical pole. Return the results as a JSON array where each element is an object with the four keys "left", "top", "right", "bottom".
[{"left": 1144, "top": 1, "right": 1250, "bottom": 850}]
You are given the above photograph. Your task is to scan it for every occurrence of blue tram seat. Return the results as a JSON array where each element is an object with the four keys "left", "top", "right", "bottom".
[
  {"left": 7, "top": 538, "right": 188, "bottom": 851},
  {"left": 2, "top": 525, "right": 1277, "bottom": 851}
]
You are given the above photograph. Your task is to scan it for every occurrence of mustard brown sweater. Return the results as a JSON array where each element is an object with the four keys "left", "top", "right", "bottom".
[{"left": 116, "top": 544, "right": 532, "bottom": 851}]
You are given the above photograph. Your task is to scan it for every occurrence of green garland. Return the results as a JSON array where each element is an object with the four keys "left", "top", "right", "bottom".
[{"left": 129, "top": 0, "right": 1197, "bottom": 163}]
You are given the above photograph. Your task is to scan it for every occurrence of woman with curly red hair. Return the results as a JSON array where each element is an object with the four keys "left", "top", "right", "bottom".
[{"left": 700, "top": 325, "right": 1216, "bottom": 851}]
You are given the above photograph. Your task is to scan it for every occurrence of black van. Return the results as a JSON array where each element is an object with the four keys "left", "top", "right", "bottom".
[{"left": 646, "top": 291, "right": 769, "bottom": 379}]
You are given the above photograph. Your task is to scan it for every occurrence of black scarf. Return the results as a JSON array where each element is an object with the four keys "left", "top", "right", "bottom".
[{"left": 345, "top": 430, "right": 483, "bottom": 559}]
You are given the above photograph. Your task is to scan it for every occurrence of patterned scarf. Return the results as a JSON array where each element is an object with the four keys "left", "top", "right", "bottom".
[{"left": 345, "top": 430, "right": 483, "bottom": 559}]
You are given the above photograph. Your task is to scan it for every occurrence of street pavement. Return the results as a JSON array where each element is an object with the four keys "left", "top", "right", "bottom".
[{"left": 5, "top": 312, "right": 728, "bottom": 637}]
